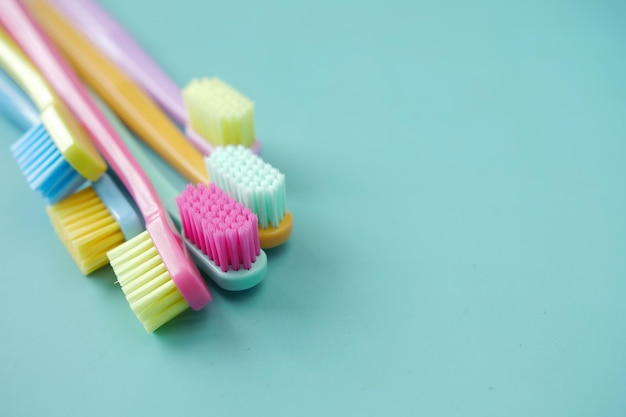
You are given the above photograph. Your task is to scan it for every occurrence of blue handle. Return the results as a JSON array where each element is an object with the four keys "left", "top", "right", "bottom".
[{"left": 0, "top": 68, "right": 39, "bottom": 131}]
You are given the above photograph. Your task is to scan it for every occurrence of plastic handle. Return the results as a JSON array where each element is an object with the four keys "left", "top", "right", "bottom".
[
  {"left": 0, "top": 28, "right": 57, "bottom": 113},
  {"left": 0, "top": 0, "right": 163, "bottom": 223},
  {"left": 0, "top": 68, "right": 39, "bottom": 130},
  {"left": 92, "top": 94, "right": 182, "bottom": 229},
  {"left": 49, "top": 0, "right": 186, "bottom": 125},
  {"left": 29, "top": 0, "right": 209, "bottom": 184}
]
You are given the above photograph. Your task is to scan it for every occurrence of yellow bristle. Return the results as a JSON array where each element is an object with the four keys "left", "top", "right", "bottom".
[
  {"left": 46, "top": 187, "right": 125, "bottom": 274},
  {"left": 182, "top": 77, "right": 255, "bottom": 147},
  {"left": 107, "top": 231, "right": 189, "bottom": 333}
]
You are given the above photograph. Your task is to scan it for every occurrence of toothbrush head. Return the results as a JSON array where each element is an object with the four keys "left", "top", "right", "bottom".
[
  {"left": 206, "top": 145, "right": 292, "bottom": 248},
  {"left": 108, "top": 231, "right": 188, "bottom": 333},
  {"left": 177, "top": 183, "right": 267, "bottom": 291},
  {"left": 183, "top": 77, "right": 255, "bottom": 148},
  {"left": 107, "top": 217, "right": 212, "bottom": 333},
  {"left": 46, "top": 174, "right": 143, "bottom": 274},
  {"left": 10, "top": 103, "right": 106, "bottom": 203}
]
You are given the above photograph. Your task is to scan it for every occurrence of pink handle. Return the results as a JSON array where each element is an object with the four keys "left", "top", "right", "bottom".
[
  {"left": 48, "top": 0, "right": 187, "bottom": 125},
  {"left": 0, "top": 0, "right": 163, "bottom": 224}
]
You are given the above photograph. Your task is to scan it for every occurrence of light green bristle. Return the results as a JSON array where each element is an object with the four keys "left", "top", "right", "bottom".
[
  {"left": 47, "top": 187, "right": 125, "bottom": 275},
  {"left": 206, "top": 145, "right": 286, "bottom": 229},
  {"left": 182, "top": 77, "right": 255, "bottom": 147},
  {"left": 107, "top": 231, "right": 189, "bottom": 333}
]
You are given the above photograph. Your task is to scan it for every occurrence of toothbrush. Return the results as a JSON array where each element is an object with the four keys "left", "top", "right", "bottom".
[
  {"left": 25, "top": 0, "right": 209, "bottom": 185},
  {"left": 0, "top": 27, "right": 107, "bottom": 204},
  {"left": 0, "top": 40, "right": 143, "bottom": 276},
  {"left": 0, "top": 0, "right": 211, "bottom": 332},
  {"left": 45, "top": 0, "right": 262, "bottom": 155},
  {"left": 93, "top": 94, "right": 267, "bottom": 291},
  {"left": 30, "top": 2, "right": 293, "bottom": 249}
]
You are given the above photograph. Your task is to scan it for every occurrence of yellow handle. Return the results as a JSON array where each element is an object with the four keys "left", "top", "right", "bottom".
[
  {"left": 0, "top": 25, "right": 106, "bottom": 181},
  {"left": 0, "top": 26, "right": 57, "bottom": 111},
  {"left": 29, "top": 0, "right": 209, "bottom": 185}
]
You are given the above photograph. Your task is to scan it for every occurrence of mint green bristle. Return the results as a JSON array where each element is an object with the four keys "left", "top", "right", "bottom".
[
  {"left": 107, "top": 231, "right": 189, "bottom": 333},
  {"left": 206, "top": 145, "right": 286, "bottom": 229}
]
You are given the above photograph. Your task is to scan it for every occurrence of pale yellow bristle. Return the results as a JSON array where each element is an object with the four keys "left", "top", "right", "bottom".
[
  {"left": 47, "top": 187, "right": 125, "bottom": 274},
  {"left": 182, "top": 77, "right": 255, "bottom": 147},
  {"left": 107, "top": 231, "right": 189, "bottom": 333}
]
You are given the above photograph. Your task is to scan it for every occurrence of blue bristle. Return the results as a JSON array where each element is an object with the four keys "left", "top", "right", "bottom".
[{"left": 10, "top": 122, "right": 86, "bottom": 204}]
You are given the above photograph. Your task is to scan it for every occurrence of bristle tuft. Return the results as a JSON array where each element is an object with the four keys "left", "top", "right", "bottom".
[
  {"left": 107, "top": 231, "right": 189, "bottom": 332},
  {"left": 47, "top": 187, "right": 126, "bottom": 274},
  {"left": 10, "top": 123, "right": 85, "bottom": 203},
  {"left": 183, "top": 77, "right": 255, "bottom": 147},
  {"left": 177, "top": 183, "right": 260, "bottom": 272},
  {"left": 206, "top": 145, "right": 286, "bottom": 229}
]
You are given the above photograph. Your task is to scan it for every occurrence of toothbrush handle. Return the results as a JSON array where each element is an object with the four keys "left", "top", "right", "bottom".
[
  {"left": 49, "top": 0, "right": 186, "bottom": 125},
  {"left": 0, "top": 0, "right": 164, "bottom": 222},
  {"left": 0, "top": 28, "right": 57, "bottom": 114},
  {"left": 93, "top": 94, "right": 183, "bottom": 229},
  {"left": 0, "top": 69, "right": 39, "bottom": 130}
]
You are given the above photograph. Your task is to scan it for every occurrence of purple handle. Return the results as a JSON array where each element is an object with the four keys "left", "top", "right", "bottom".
[{"left": 49, "top": 0, "right": 186, "bottom": 124}]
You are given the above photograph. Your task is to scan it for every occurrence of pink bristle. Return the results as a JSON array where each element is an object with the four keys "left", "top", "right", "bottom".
[
  {"left": 212, "top": 229, "right": 226, "bottom": 270},
  {"left": 178, "top": 183, "right": 259, "bottom": 272},
  {"left": 225, "top": 228, "right": 237, "bottom": 270},
  {"left": 203, "top": 218, "right": 216, "bottom": 260},
  {"left": 246, "top": 210, "right": 261, "bottom": 253},
  {"left": 191, "top": 204, "right": 204, "bottom": 253},
  {"left": 177, "top": 187, "right": 193, "bottom": 242},
  {"left": 239, "top": 221, "right": 252, "bottom": 270}
]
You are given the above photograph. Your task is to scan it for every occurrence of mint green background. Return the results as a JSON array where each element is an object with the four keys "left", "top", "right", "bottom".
[{"left": 1, "top": 0, "right": 625, "bottom": 415}]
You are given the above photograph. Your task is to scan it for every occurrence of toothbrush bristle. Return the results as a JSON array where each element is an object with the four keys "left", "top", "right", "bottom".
[
  {"left": 182, "top": 77, "right": 255, "bottom": 147},
  {"left": 10, "top": 122, "right": 85, "bottom": 204},
  {"left": 47, "top": 187, "right": 126, "bottom": 274},
  {"left": 206, "top": 145, "right": 286, "bottom": 229},
  {"left": 177, "top": 183, "right": 260, "bottom": 272},
  {"left": 107, "top": 231, "right": 189, "bottom": 333}
]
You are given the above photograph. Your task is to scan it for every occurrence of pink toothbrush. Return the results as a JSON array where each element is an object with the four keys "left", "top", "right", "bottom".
[
  {"left": 0, "top": 0, "right": 212, "bottom": 332},
  {"left": 48, "top": 0, "right": 262, "bottom": 156}
]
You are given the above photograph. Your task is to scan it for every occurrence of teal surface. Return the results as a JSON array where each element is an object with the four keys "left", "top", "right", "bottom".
[{"left": 1, "top": 0, "right": 625, "bottom": 415}]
